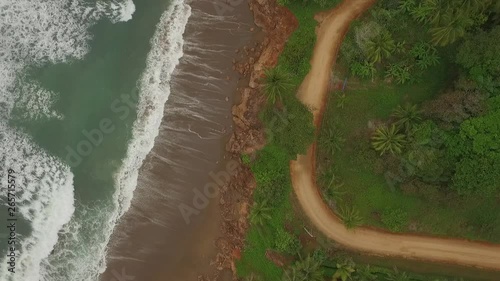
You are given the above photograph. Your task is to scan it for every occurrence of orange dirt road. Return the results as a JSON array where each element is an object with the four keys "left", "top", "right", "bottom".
[{"left": 290, "top": 0, "right": 500, "bottom": 271}]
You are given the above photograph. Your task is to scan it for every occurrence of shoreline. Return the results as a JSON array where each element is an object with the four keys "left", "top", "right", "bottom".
[
  {"left": 207, "top": 0, "right": 298, "bottom": 279},
  {"left": 100, "top": 1, "right": 257, "bottom": 280}
]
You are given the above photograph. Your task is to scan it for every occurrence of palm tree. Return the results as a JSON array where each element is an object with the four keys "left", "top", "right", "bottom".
[
  {"left": 284, "top": 255, "right": 324, "bottom": 281},
  {"left": 325, "top": 175, "right": 346, "bottom": 204},
  {"left": 263, "top": 67, "right": 294, "bottom": 105},
  {"left": 318, "top": 168, "right": 336, "bottom": 187},
  {"left": 410, "top": 2, "right": 434, "bottom": 23},
  {"left": 353, "top": 265, "right": 377, "bottom": 281},
  {"left": 410, "top": 41, "right": 431, "bottom": 58},
  {"left": 392, "top": 104, "right": 422, "bottom": 133},
  {"left": 426, "top": 0, "right": 449, "bottom": 25},
  {"left": 319, "top": 126, "right": 345, "bottom": 155},
  {"left": 460, "top": 0, "right": 490, "bottom": 13},
  {"left": 410, "top": 41, "right": 440, "bottom": 70},
  {"left": 350, "top": 61, "right": 376, "bottom": 80},
  {"left": 430, "top": 11, "right": 473, "bottom": 46},
  {"left": 336, "top": 92, "right": 347, "bottom": 109},
  {"left": 319, "top": 172, "right": 345, "bottom": 205},
  {"left": 332, "top": 259, "right": 356, "bottom": 281},
  {"left": 371, "top": 125, "right": 406, "bottom": 156},
  {"left": 399, "top": 0, "right": 416, "bottom": 13},
  {"left": 385, "top": 63, "right": 411, "bottom": 84},
  {"left": 249, "top": 200, "right": 272, "bottom": 227},
  {"left": 337, "top": 205, "right": 363, "bottom": 229},
  {"left": 416, "top": 51, "right": 439, "bottom": 69},
  {"left": 394, "top": 41, "right": 406, "bottom": 55},
  {"left": 365, "top": 30, "right": 396, "bottom": 63}
]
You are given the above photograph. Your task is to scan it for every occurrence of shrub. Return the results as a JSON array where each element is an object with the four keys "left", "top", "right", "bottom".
[
  {"left": 371, "top": 125, "right": 406, "bottom": 156},
  {"left": 381, "top": 208, "right": 408, "bottom": 232},
  {"left": 274, "top": 228, "right": 300, "bottom": 254},
  {"left": 338, "top": 205, "right": 364, "bottom": 229},
  {"left": 385, "top": 63, "right": 411, "bottom": 84},
  {"left": 263, "top": 67, "right": 294, "bottom": 105},
  {"left": 410, "top": 41, "right": 439, "bottom": 70},
  {"left": 262, "top": 97, "right": 315, "bottom": 159},
  {"left": 350, "top": 61, "right": 376, "bottom": 80}
]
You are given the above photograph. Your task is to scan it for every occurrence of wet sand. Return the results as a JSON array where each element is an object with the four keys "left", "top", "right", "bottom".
[{"left": 99, "top": 1, "right": 258, "bottom": 280}]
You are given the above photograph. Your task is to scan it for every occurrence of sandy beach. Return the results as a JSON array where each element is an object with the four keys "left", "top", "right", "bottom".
[
  {"left": 97, "top": 0, "right": 500, "bottom": 280},
  {"left": 99, "top": 1, "right": 258, "bottom": 280}
]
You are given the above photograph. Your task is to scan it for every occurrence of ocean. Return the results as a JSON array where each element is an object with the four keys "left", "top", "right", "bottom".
[{"left": 0, "top": 0, "right": 192, "bottom": 280}]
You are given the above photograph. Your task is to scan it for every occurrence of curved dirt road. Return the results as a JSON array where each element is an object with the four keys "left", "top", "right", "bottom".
[{"left": 290, "top": 0, "right": 500, "bottom": 271}]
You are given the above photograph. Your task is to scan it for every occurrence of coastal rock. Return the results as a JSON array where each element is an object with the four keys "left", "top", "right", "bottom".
[
  {"left": 262, "top": 36, "right": 271, "bottom": 47},
  {"left": 213, "top": 0, "right": 299, "bottom": 279},
  {"left": 226, "top": 0, "right": 298, "bottom": 168},
  {"left": 249, "top": 80, "right": 259, "bottom": 89},
  {"left": 250, "top": 1, "right": 297, "bottom": 77},
  {"left": 215, "top": 238, "right": 231, "bottom": 252},
  {"left": 239, "top": 201, "right": 249, "bottom": 217}
]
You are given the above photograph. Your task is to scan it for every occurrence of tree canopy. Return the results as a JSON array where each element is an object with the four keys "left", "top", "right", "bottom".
[
  {"left": 447, "top": 108, "right": 500, "bottom": 194},
  {"left": 457, "top": 26, "right": 500, "bottom": 95}
]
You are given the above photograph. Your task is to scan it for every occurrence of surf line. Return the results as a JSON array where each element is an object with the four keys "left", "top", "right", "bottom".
[{"left": 5, "top": 169, "right": 17, "bottom": 274}]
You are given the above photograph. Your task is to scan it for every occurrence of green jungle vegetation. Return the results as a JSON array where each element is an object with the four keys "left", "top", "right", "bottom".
[
  {"left": 317, "top": 0, "right": 500, "bottom": 242},
  {"left": 236, "top": 0, "right": 500, "bottom": 280}
]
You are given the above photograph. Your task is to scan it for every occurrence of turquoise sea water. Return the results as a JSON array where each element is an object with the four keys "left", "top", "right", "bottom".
[{"left": 0, "top": 0, "right": 191, "bottom": 280}]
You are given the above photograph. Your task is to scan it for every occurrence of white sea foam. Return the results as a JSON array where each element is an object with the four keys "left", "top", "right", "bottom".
[
  {"left": 0, "top": 0, "right": 136, "bottom": 121},
  {"left": 39, "top": 202, "right": 115, "bottom": 281},
  {"left": 13, "top": 80, "right": 64, "bottom": 121},
  {"left": 0, "top": 0, "right": 136, "bottom": 280},
  {"left": 108, "top": 0, "right": 191, "bottom": 267},
  {"left": 96, "top": 0, "right": 136, "bottom": 23},
  {"left": 113, "top": 0, "right": 191, "bottom": 223},
  {"left": 8, "top": 1, "right": 191, "bottom": 280},
  {"left": 37, "top": 2, "right": 192, "bottom": 280},
  {"left": 0, "top": 124, "right": 75, "bottom": 281}
]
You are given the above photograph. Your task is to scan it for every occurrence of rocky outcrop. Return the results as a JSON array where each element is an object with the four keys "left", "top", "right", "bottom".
[{"left": 227, "top": 0, "right": 298, "bottom": 155}]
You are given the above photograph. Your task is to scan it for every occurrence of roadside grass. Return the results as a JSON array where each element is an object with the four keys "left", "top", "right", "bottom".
[
  {"left": 278, "top": 1, "right": 341, "bottom": 83},
  {"left": 318, "top": 58, "right": 500, "bottom": 242},
  {"left": 236, "top": 1, "right": 500, "bottom": 281},
  {"left": 236, "top": 1, "right": 339, "bottom": 280},
  {"left": 236, "top": 191, "right": 293, "bottom": 280}
]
